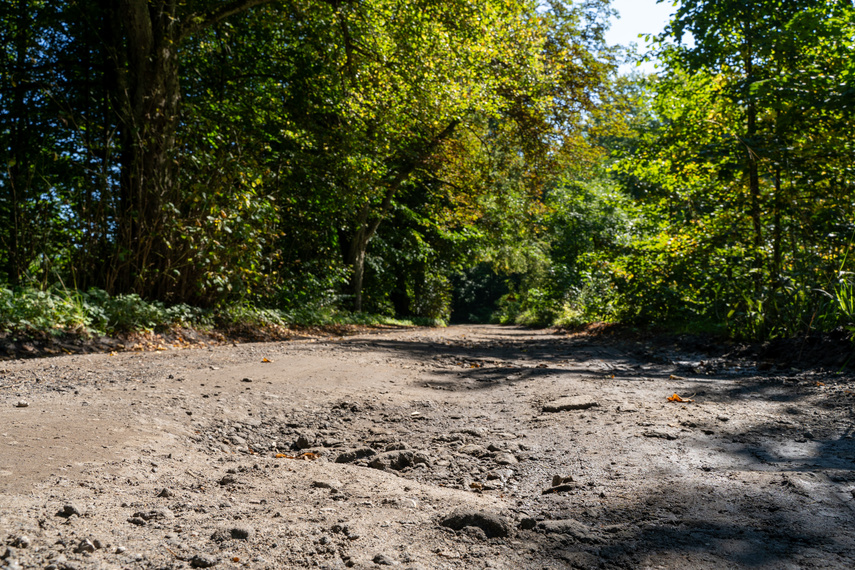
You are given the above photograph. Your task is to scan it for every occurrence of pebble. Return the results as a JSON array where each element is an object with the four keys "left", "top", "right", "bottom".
[
  {"left": 57, "top": 504, "right": 81, "bottom": 518},
  {"left": 542, "top": 483, "right": 576, "bottom": 494},
  {"left": 552, "top": 474, "right": 574, "bottom": 486},
  {"left": 369, "top": 450, "right": 417, "bottom": 471},
  {"left": 542, "top": 395, "right": 599, "bottom": 413},
  {"left": 189, "top": 553, "right": 219, "bottom": 568},
  {"left": 74, "top": 539, "right": 95, "bottom": 553},
  {"left": 211, "top": 526, "right": 253, "bottom": 542},
  {"left": 372, "top": 553, "right": 394, "bottom": 565},
  {"left": 458, "top": 444, "right": 487, "bottom": 457},
  {"left": 132, "top": 508, "right": 174, "bottom": 521},
  {"left": 641, "top": 429, "right": 678, "bottom": 440},
  {"left": 15, "top": 400, "right": 28, "bottom": 408},
  {"left": 494, "top": 452, "right": 518, "bottom": 465},
  {"left": 537, "top": 519, "right": 598, "bottom": 543},
  {"left": 439, "top": 508, "right": 509, "bottom": 538},
  {"left": 312, "top": 480, "right": 342, "bottom": 492},
  {"left": 12, "top": 536, "right": 30, "bottom": 548},
  {"left": 335, "top": 447, "right": 377, "bottom": 463},
  {"left": 296, "top": 433, "right": 314, "bottom": 449}
]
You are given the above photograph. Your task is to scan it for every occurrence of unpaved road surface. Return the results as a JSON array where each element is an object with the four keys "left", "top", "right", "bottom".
[{"left": 2, "top": 324, "right": 855, "bottom": 569}]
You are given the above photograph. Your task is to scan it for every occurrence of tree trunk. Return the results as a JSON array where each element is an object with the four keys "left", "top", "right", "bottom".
[
  {"left": 104, "top": 0, "right": 276, "bottom": 299},
  {"left": 742, "top": 23, "right": 763, "bottom": 295},
  {"left": 3, "top": 0, "right": 31, "bottom": 284},
  {"left": 343, "top": 120, "right": 460, "bottom": 312}
]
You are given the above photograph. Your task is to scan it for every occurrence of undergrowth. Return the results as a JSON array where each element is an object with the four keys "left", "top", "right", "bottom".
[{"left": 0, "top": 286, "right": 439, "bottom": 337}]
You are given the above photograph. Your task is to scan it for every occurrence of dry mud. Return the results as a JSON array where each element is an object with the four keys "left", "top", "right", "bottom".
[{"left": 1, "top": 324, "right": 854, "bottom": 569}]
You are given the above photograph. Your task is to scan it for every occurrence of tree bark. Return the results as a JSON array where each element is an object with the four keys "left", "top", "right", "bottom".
[{"left": 104, "top": 0, "right": 277, "bottom": 298}]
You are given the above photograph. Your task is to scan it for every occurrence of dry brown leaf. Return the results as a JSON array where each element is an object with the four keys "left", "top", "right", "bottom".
[{"left": 667, "top": 393, "right": 693, "bottom": 403}]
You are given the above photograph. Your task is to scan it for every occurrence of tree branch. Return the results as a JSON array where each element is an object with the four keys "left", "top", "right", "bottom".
[{"left": 179, "top": 0, "right": 279, "bottom": 41}]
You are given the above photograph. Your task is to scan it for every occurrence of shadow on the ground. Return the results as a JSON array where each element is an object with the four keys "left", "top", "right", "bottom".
[{"left": 339, "top": 327, "right": 855, "bottom": 568}]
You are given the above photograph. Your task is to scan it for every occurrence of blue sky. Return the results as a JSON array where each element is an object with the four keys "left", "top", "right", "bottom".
[{"left": 604, "top": 0, "right": 678, "bottom": 73}]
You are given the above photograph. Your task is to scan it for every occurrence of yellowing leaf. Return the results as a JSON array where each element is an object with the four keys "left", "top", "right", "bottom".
[{"left": 667, "top": 393, "right": 693, "bottom": 403}]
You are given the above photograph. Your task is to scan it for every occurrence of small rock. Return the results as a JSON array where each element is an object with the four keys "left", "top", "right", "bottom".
[
  {"left": 439, "top": 508, "right": 509, "bottom": 538},
  {"left": 552, "top": 474, "right": 574, "bottom": 486},
  {"left": 157, "top": 488, "right": 174, "bottom": 498},
  {"left": 542, "top": 483, "right": 576, "bottom": 494},
  {"left": 15, "top": 400, "right": 28, "bottom": 408},
  {"left": 458, "top": 444, "right": 487, "bottom": 457},
  {"left": 211, "top": 527, "right": 253, "bottom": 542},
  {"left": 311, "top": 480, "right": 342, "bottom": 492},
  {"left": 369, "top": 450, "right": 418, "bottom": 471},
  {"left": 219, "top": 474, "right": 238, "bottom": 485},
  {"left": 494, "top": 452, "right": 518, "bottom": 465},
  {"left": 296, "top": 433, "right": 314, "bottom": 449},
  {"left": 537, "top": 519, "right": 598, "bottom": 542},
  {"left": 115, "top": 546, "right": 127, "bottom": 554},
  {"left": 11, "top": 536, "right": 30, "bottom": 549},
  {"left": 372, "top": 553, "right": 394, "bottom": 566},
  {"left": 519, "top": 518, "right": 537, "bottom": 530},
  {"left": 462, "top": 525, "right": 488, "bottom": 541},
  {"left": 127, "top": 517, "right": 146, "bottom": 526},
  {"left": 189, "top": 553, "right": 219, "bottom": 568},
  {"left": 57, "top": 504, "right": 81, "bottom": 518},
  {"left": 642, "top": 430, "right": 678, "bottom": 440},
  {"left": 542, "top": 396, "right": 599, "bottom": 413},
  {"left": 132, "top": 508, "right": 173, "bottom": 521},
  {"left": 241, "top": 377, "right": 253, "bottom": 382},
  {"left": 74, "top": 539, "right": 95, "bottom": 553},
  {"left": 335, "top": 447, "right": 376, "bottom": 464}
]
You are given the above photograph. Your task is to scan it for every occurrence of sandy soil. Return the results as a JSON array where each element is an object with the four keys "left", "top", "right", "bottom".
[{"left": 1, "top": 324, "right": 854, "bottom": 570}]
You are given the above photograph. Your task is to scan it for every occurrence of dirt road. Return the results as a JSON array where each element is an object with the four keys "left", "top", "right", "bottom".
[{"left": 1, "top": 324, "right": 854, "bottom": 569}]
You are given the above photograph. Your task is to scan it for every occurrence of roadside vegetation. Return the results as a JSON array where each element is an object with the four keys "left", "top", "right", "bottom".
[{"left": 1, "top": 0, "right": 853, "bottom": 343}]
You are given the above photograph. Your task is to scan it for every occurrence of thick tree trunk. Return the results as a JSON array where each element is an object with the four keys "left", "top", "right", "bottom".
[{"left": 104, "top": 0, "right": 276, "bottom": 299}]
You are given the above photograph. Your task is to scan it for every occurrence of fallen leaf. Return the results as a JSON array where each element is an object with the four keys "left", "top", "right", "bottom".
[
  {"left": 816, "top": 382, "right": 825, "bottom": 387},
  {"left": 262, "top": 357, "right": 272, "bottom": 363},
  {"left": 275, "top": 452, "right": 318, "bottom": 460},
  {"left": 667, "top": 393, "right": 693, "bottom": 403}
]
